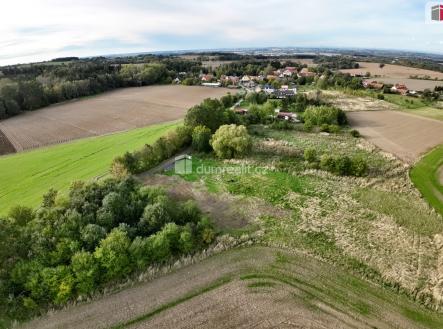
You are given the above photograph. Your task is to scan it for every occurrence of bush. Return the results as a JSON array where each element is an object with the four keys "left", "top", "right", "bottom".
[
  {"left": 350, "top": 129, "right": 361, "bottom": 138},
  {"left": 351, "top": 156, "right": 368, "bottom": 177},
  {"left": 377, "top": 94, "right": 385, "bottom": 100},
  {"left": 210, "top": 124, "right": 252, "bottom": 159},
  {"left": 303, "top": 105, "right": 347, "bottom": 129},
  {"left": 304, "top": 148, "right": 318, "bottom": 163},
  {"left": 192, "top": 125, "right": 212, "bottom": 152},
  {"left": 320, "top": 154, "right": 336, "bottom": 172}
]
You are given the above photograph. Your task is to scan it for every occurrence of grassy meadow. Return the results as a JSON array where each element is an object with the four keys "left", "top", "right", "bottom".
[
  {"left": 166, "top": 124, "right": 443, "bottom": 312},
  {"left": 410, "top": 145, "right": 443, "bottom": 216},
  {"left": 0, "top": 121, "right": 180, "bottom": 215}
]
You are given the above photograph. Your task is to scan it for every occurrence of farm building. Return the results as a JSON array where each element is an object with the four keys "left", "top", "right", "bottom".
[
  {"left": 391, "top": 83, "right": 409, "bottom": 95},
  {"left": 202, "top": 82, "right": 221, "bottom": 88},
  {"left": 233, "top": 107, "right": 249, "bottom": 115},
  {"left": 363, "top": 80, "right": 384, "bottom": 90},
  {"left": 275, "top": 109, "right": 299, "bottom": 122}
]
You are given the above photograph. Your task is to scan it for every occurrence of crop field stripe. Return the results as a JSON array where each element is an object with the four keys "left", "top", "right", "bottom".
[
  {"left": 410, "top": 145, "right": 443, "bottom": 216},
  {"left": 111, "top": 276, "right": 233, "bottom": 329},
  {"left": 0, "top": 121, "right": 180, "bottom": 215}
]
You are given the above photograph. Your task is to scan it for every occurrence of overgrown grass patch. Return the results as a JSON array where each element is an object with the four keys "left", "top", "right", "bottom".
[
  {"left": 410, "top": 145, "right": 443, "bottom": 217},
  {"left": 354, "top": 188, "right": 443, "bottom": 236}
]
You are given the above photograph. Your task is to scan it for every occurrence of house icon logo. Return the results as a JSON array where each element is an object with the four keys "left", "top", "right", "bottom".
[
  {"left": 174, "top": 154, "right": 192, "bottom": 174},
  {"left": 432, "top": 4, "right": 443, "bottom": 21}
]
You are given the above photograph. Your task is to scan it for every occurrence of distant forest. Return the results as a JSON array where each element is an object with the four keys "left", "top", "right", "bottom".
[{"left": 0, "top": 56, "right": 203, "bottom": 119}]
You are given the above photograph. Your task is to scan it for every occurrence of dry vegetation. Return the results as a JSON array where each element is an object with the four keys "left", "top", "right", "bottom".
[{"left": 0, "top": 85, "right": 230, "bottom": 153}]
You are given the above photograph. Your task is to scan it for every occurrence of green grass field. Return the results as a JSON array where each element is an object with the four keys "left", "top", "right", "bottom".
[
  {"left": 0, "top": 121, "right": 180, "bottom": 215},
  {"left": 410, "top": 145, "right": 443, "bottom": 216}
]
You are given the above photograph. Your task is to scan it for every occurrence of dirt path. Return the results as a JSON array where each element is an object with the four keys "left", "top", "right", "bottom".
[
  {"left": 136, "top": 174, "right": 289, "bottom": 229},
  {"left": 347, "top": 110, "right": 443, "bottom": 163}
]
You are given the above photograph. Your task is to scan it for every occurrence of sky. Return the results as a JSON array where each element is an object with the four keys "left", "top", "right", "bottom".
[{"left": 1, "top": 0, "right": 443, "bottom": 66}]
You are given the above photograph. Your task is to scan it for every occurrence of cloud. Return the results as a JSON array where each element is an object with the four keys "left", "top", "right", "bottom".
[{"left": 0, "top": 0, "right": 441, "bottom": 65}]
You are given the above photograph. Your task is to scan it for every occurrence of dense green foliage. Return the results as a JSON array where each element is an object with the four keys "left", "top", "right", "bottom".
[
  {"left": 303, "top": 105, "right": 347, "bottom": 129},
  {"left": 410, "top": 145, "right": 443, "bottom": 216},
  {"left": 111, "top": 126, "right": 192, "bottom": 176},
  {"left": 184, "top": 95, "right": 239, "bottom": 132},
  {"left": 0, "top": 178, "right": 215, "bottom": 321},
  {"left": 210, "top": 125, "right": 252, "bottom": 159},
  {"left": 192, "top": 126, "right": 212, "bottom": 152}
]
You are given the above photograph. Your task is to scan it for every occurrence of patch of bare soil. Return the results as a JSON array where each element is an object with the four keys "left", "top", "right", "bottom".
[
  {"left": 128, "top": 280, "right": 365, "bottom": 329},
  {"left": 136, "top": 174, "right": 289, "bottom": 229},
  {"left": 0, "top": 128, "right": 15, "bottom": 155},
  {"left": 347, "top": 110, "right": 443, "bottom": 163},
  {"left": 322, "top": 90, "right": 398, "bottom": 112},
  {"left": 0, "top": 85, "right": 230, "bottom": 153}
]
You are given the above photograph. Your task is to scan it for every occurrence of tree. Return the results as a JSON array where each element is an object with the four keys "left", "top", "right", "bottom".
[
  {"left": 80, "top": 224, "right": 107, "bottom": 250},
  {"left": 138, "top": 196, "right": 172, "bottom": 235},
  {"left": 210, "top": 124, "right": 252, "bottom": 159},
  {"left": 192, "top": 125, "right": 212, "bottom": 152},
  {"left": 379, "top": 63, "right": 385, "bottom": 69},
  {"left": 71, "top": 251, "right": 99, "bottom": 295},
  {"left": 184, "top": 98, "right": 227, "bottom": 132},
  {"left": 94, "top": 228, "right": 131, "bottom": 281}
]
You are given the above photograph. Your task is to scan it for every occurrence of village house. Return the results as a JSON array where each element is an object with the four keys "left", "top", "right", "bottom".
[
  {"left": 200, "top": 74, "right": 214, "bottom": 82},
  {"left": 274, "top": 109, "right": 299, "bottom": 122},
  {"left": 263, "top": 84, "right": 275, "bottom": 94},
  {"left": 266, "top": 74, "right": 277, "bottom": 81},
  {"left": 297, "top": 68, "right": 315, "bottom": 78},
  {"left": 202, "top": 82, "right": 221, "bottom": 88},
  {"left": 363, "top": 80, "right": 384, "bottom": 90},
  {"left": 391, "top": 83, "right": 409, "bottom": 95}
]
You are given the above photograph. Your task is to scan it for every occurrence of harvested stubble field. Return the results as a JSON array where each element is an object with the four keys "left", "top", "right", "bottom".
[
  {"left": 341, "top": 62, "right": 443, "bottom": 80},
  {"left": 347, "top": 110, "right": 443, "bottom": 163},
  {"left": 0, "top": 85, "right": 230, "bottom": 154}
]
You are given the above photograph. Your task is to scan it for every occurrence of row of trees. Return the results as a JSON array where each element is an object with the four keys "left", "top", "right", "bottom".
[{"left": 0, "top": 177, "right": 215, "bottom": 321}]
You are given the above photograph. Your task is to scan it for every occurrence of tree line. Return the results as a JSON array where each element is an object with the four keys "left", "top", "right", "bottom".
[{"left": 0, "top": 57, "right": 203, "bottom": 119}]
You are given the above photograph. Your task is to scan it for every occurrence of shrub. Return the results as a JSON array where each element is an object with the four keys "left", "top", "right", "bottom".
[
  {"left": 320, "top": 154, "right": 336, "bottom": 172},
  {"left": 350, "top": 129, "right": 361, "bottom": 138},
  {"left": 334, "top": 156, "right": 352, "bottom": 176},
  {"left": 192, "top": 125, "right": 212, "bottom": 152},
  {"left": 328, "top": 124, "right": 341, "bottom": 133},
  {"left": 304, "top": 148, "right": 318, "bottom": 163},
  {"left": 210, "top": 124, "right": 252, "bottom": 159},
  {"left": 351, "top": 156, "right": 368, "bottom": 177},
  {"left": 377, "top": 94, "right": 385, "bottom": 100},
  {"left": 303, "top": 105, "right": 347, "bottom": 128}
]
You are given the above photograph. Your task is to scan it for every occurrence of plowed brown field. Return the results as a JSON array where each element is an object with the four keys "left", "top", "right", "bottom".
[
  {"left": 347, "top": 110, "right": 443, "bottom": 163},
  {"left": 0, "top": 85, "right": 230, "bottom": 153}
]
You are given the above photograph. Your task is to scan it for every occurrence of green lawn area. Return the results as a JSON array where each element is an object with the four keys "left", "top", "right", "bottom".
[
  {"left": 410, "top": 145, "right": 443, "bottom": 216},
  {"left": 0, "top": 121, "right": 180, "bottom": 215},
  {"left": 382, "top": 94, "right": 431, "bottom": 109},
  {"left": 397, "top": 106, "right": 443, "bottom": 121}
]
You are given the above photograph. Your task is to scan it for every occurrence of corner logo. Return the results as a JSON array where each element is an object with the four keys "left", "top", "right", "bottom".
[
  {"left": 174, "top": 154, "right": 192, "bottom": 174},
  {"left": 432, "top": 4, "right": 443, "bottom": 21}
]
